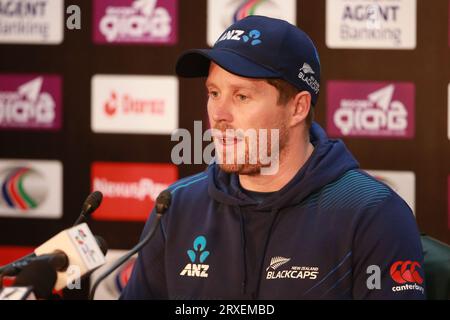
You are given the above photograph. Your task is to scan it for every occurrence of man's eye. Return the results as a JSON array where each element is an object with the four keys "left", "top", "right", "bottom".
[
  {"left": 237, "top": 94, "right": 248, "bottom": 101},
  {"left": 208, "top": 91, "right": 219, "bottom": 98}
]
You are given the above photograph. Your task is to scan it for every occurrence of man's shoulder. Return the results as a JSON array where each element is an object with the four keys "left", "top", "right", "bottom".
[
  {"left": 316, "top": 169, "right": 398, "bottom": 212},
  {"left": 167, "top": 170, "right": 209, "bottom": 199}
]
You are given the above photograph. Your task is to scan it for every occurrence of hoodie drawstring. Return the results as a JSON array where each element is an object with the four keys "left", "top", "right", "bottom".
[
  {"left": 254, "top": 207, "right": 280, "bottom": 299},
  {"left": 238, "top": 206, "right": 248, "bottom": 295}
]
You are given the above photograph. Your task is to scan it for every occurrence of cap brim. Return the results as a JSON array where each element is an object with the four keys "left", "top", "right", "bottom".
[{"left": 176, "top": 48, "right": 281, "bottom": 79}]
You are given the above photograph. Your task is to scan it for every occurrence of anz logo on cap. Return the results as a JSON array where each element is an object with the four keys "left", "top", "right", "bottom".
[{"left": 216, "top": 29, "right": 262, "bottom": 46}]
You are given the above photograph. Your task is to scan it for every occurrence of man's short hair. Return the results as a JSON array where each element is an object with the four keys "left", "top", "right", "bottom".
[{"left": 266, "top": 78, "right": 315, "bottom": 128}]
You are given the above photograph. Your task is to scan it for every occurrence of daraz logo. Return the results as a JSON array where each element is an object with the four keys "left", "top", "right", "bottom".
[
  {"left": 180, "top": 236, "right": 210, "bottom": 278},
  {"left": 216, "top": 29, "right": 262, "bottom": 46}
]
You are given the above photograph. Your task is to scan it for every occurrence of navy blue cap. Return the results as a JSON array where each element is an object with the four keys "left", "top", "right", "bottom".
[{"left": 176, "top": 15, "right": 321, "bottom": 105}]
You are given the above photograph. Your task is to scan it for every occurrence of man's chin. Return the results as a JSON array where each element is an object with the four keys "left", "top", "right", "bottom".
[{"left": 218, "top": 163, "right": 261, "bottom": 175}]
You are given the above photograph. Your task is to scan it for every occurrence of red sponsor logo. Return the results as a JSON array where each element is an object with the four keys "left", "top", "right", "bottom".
[
  {"left": 104, "top": 92, "right": 118, "bottom": 116},
  {"left": 91, "top": 162, "right": 178, "bottom": 221},
  {"left": 103, "top": 91, "right": 165, "bottom": 117},
  {"left": 390, "top": 260, "right": 423, "bottom": 285}
]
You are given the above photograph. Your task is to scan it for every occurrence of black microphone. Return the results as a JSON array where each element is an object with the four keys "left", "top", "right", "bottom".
[
  {"left": 0, "top": 235, "right": 108, "bottom": 278},
  {"left": 1, "top": 251, "right": 68, "bottom": 278},
  {"left": 14, "top": 260, "right": 58, "bottom": 300},
  {"left": 88, "top": 189, "right": 172, "bottom": 300},
  {"left": 0, "top": 252, "right": 35, "bottom": 277},
  {"left": 0, "top": 191, "right": 104, "bottom": 276},
  {"left": 73, "top": 191, "right": 103, "bottom": 226},
  {"left": 0, "top": 234, "right": 108, "bottom": 298}
]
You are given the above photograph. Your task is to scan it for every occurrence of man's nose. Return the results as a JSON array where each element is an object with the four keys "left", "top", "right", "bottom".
[{"left": 210, "top": 96, "right": 233, "bottom": 123}]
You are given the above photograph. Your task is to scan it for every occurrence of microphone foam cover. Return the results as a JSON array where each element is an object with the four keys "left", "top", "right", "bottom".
[{"left": 15, "top": 260, "right": 57, "bottom": 299}]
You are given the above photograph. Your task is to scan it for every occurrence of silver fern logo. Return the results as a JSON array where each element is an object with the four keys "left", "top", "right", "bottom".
[
  {"left": 266, "top": 256, "right": 291, "bottom": 271},
  {"left": 299, "top": 63, "right": 315, "bottom": 75},
  {"left": 298, "top": 62, "right": 320, "bottom": 94}
]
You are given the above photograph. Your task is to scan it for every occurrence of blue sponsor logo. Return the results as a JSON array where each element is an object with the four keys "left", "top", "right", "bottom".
[
  {"left": 216, "top": 29, "right": 262, "bottom": 46},
  {"left": 187, "top": 235, "right": 210, "bottom": 263}
]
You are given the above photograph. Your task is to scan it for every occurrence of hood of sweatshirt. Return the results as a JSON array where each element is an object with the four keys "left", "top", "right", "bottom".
[{"left": 208, "top": 122, "right": 360, "bottom": 210}]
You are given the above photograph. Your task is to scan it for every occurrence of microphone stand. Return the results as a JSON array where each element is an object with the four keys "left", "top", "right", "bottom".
[{"left": 88, "top": 212, "right": 163, "bottom": 300}]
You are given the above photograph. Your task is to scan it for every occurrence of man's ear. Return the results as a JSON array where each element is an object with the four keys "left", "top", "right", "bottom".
[{"left": 289, "top": 91, "right": 311, "bottom": 127}]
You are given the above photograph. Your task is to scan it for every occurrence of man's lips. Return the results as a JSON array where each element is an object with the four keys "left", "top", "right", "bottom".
[
  {"left": 213, "top": 134, "right": 243, "bottom": 146},
  {"left": 219, "top": 137, "right": 239, "bottom": 146}
]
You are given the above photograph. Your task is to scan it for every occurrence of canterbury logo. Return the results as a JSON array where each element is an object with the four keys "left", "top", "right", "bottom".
[
  {"left": 390, "top": 260, "right": 424, "bottom": 285},
  {"left": 299, "top": 63, "right": 315, "bottom": 75},
  {"left": 266, "top": 256, "right": 291, "bottom": 271}
]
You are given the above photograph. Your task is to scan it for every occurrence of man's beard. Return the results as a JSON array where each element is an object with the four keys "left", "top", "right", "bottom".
[{"left": 213, "top": 121, "right": 289, "bottom": 175}]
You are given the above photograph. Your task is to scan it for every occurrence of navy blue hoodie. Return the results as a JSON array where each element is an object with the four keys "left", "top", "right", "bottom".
[{"left": 120, "top": 123, "right": 425, "bottom": 300}]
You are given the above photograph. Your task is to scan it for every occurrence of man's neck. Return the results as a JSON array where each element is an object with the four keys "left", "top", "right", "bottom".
[{"left": 239, "top": 141, "right": 314, "bottom": 193}]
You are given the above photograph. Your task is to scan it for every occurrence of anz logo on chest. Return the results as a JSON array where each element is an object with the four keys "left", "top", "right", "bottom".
[{"left": 180, "top": 235, "right": 210, "bottom": 278}]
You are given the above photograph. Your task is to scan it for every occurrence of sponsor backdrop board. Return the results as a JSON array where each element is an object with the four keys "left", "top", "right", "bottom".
[
  {"left": 91, "top": 162, "right": 178, "bottom": 221},
  {"left": 207, "top": 0, "right": 297, "bottom": 46},
  {"left": 327, "top": 81, "right": 415, "bottom": 139},
  {"left": 325, "top": 0, "right": 417, "bottom": 49},
  {"left": 0, "top": 74, "right": 62, "bottom": 131},
  {"left": 0, "top": 159, "right": 63, "bottom": 219},
  {"left": 91, "top": 75, "right": 178, "bottom": 134},
  {"left": 92, "top": 0, "right": 178, "bottom": 45},
  {"left": 0, "top": 0, "right": 64, "bottom": 44},
  {"left": 0, "top": 0, "right": 449, "bottom": 300}
]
